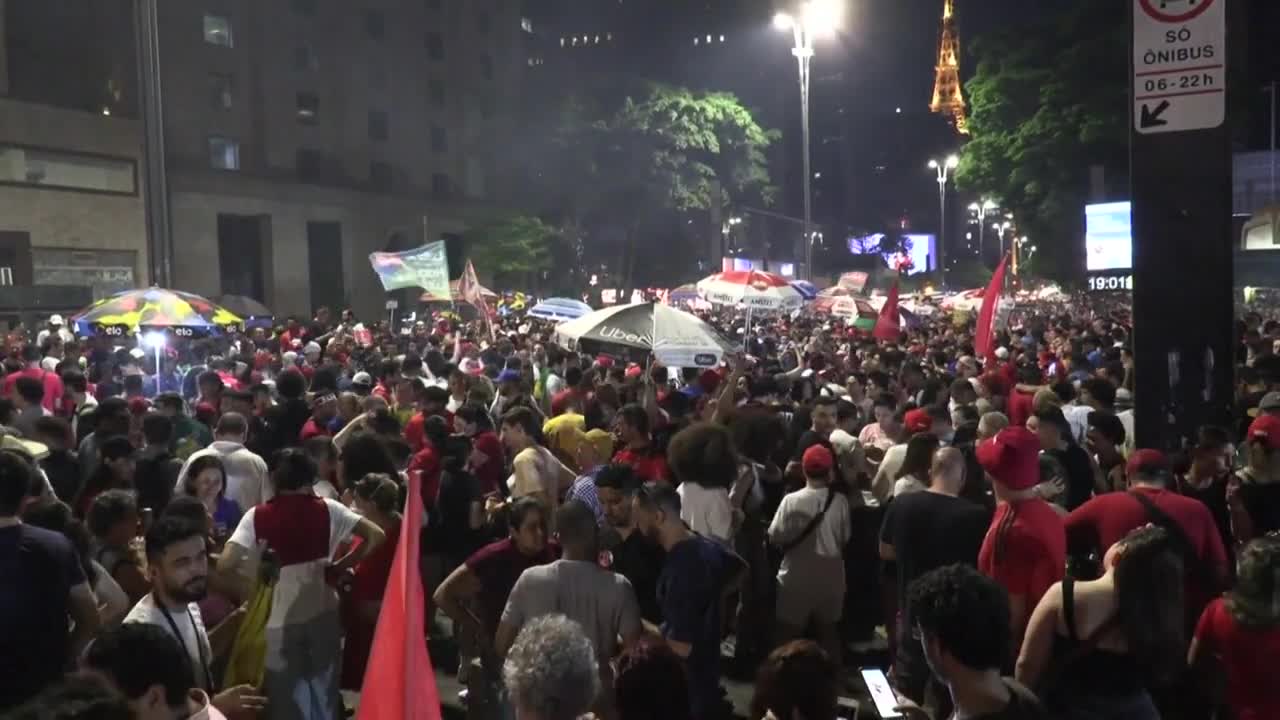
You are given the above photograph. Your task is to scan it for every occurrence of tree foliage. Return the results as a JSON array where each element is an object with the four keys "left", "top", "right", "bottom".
[
  {"left": 463, "top": 215, "right": 557, "bottom": 281},
  {"left": 955, "top": 0, "right": 1128, "bottom": 282},
  {"left": 516, "top": 83, "right": 778, "bottom": 292}
]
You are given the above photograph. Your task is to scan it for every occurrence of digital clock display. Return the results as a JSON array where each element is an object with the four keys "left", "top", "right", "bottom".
[{"left": 1086, "top": 274, "right": 1133, "bottom": 292}]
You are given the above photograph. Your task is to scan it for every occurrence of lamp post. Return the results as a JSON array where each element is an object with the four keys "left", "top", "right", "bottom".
[
  {"left": 775, "top": 1, "right": 840, "bottom": 281},
  {"left": 994, "top": 220, "right": 1013, "bottom": 258},
  {"left": 929, "top": 154, "right": 959, "bottom": 286},
  {"left": 967, "top": 198, "right": 998, "bottom": 260}
]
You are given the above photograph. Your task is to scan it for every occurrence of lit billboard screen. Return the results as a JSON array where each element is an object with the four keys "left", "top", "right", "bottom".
[
  {"left": 846, "top": 233, "right": 936, "bottom": 275},
  {"left": 1085, "top": 202, "right": 1132, "bottom": 272}
]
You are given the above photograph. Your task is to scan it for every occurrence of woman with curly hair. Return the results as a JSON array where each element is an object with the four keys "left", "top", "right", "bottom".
[{"left": 1189, "top": 535, "right": 1280, "bottom": 720}]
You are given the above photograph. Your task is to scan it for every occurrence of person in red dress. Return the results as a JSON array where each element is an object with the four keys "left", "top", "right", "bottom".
[
  {"left": 339, "top": 472, "right": 402, "bottom": 690},
  {"left": 976, "top": 425, "right": 1066, "bottom": 663}
]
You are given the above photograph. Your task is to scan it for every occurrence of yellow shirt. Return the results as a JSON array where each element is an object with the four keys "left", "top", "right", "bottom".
[{"left": 543, "top": 413, "right": 586, "bottom": 469}]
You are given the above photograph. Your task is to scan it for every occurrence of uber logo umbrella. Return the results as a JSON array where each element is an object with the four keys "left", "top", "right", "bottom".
[{"left": 553, "top": 301, "right": 736, "bottom": 368}]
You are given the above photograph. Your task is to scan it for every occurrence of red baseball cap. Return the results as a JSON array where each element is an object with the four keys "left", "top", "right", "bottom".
[
  {"left": 977, "top": 426, "right": 1041, "bottom": 491},
  {"left": 904, "top": 408, "right": 933, "bottom": 435},
  {"left": 1126, "top": 448, "right": 1170, "bottom": 480},
  {"left": 1249, "top": 415, "right": 1280, "bottom": 451},
  {"left": 802, "top": 445, "right": 834, "bottom": 476}
]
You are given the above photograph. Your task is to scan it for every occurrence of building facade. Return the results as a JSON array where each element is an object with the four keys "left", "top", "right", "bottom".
[
  {"left": 157, "top": 0, "right": 525, "bottom": 320},
  {"left": 0, "top": 0, "right": 146, "bottom": 321}
]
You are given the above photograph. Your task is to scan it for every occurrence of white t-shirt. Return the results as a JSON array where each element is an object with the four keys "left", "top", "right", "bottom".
[
  {"left": 677, "top": 482, "right": 734, "bottom": 544},
  {"left": 871, "top": 443, "right": 908, "bottom": 503},
  {"left": 227, "top": 498, "right": 362, "bottom": 628},
  {"left": 124, "top": 594, "right": 212, "bottom": 690},
  {"left": 893, "top": 474, "right": 928, "bottom": 498},
  {"left": 767, "top": 486, "right": 851, "bottom": 585},
  {"left": 90, "top": 559, "right": 131, "bottom": 625}
]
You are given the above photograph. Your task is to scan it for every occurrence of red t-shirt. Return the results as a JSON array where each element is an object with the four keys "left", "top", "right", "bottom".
[
  {"left": 1194, "top": 598, "right": 1280, "bottom": 720},
  {"left": 979, "top": 498, "right": 1066, "bottom": 612},
  {"left": 614, "top": 444, "right": 670, "bottom": 485},
  {"left": 1007, "top": 390, "right": 1036, "bottom": 431},
  {"left": 299, "top": 417, "right": 331, "bottom": 441},
  {"left": 409, "top": 446, "right": 442, "bottom": 506},
  {"left": 4, "top": 367, "right": 64, "bottom": 413},
  {"left": 464, "top": 538, "right": 557, "bottom": 631},
  {"left": 470, "top": 430, "right": 504, "bottom": 496},
  {"left": 1065, "top": 486, "right": 1228, "bottom": 605},
  {"left": 404, "top": 410, "right": 455, "bottom": 454}
]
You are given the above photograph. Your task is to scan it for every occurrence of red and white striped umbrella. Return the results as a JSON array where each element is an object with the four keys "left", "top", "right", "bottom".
[{"left": 696, "top": 270, "right": 805, "bottom": 312}]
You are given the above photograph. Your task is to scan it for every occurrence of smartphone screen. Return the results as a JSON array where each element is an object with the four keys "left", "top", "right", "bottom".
[{"left": 860, "top": 668, "right": 902, "bottom": 719}]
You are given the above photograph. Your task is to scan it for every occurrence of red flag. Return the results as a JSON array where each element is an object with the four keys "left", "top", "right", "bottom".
[
  {"left": 975, "top": 253, "right": 1010, "bottom": 362},
  {"left": 873, "top": 276, "right": 901, "bottom": 341},
  {"left": 458, "top": 259, "right": 494, "bottom": 341},
  {"left": 355, "top": 471, "right": 441, "bottom": 720}
]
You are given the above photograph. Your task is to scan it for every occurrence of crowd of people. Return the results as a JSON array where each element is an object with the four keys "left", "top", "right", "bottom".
[{"left": 2, "top": 298, "right": 1280, "bottom": 720}]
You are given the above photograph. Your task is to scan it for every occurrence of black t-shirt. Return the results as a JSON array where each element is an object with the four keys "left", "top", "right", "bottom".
[
  {"left": 1239, "top": 479, "right": 1280, "bottom": 537},
  {"left": 658, "top": 535, "right": 739, "bottom": 719},
  {"left": 607, "top": 527, "right": 665, "bottom": 624},
  {"left": 0, "top": 524, "right": 86, "bottom": 709},
  {"left": 1180, "top": 472, "right": 1234, "bottom": 566},
  {"left": 431, "top": 469, "right": 480, "bottom": 560},
  {"left": 1048, "top": 444, "right": 1095, "bottom": 511},
  {"left": 880, "top": 491, "right": 989, "bottom": 608}
]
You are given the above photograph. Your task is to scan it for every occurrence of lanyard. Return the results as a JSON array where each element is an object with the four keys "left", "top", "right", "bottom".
[{"left": 158, "top": 598, "right": 214, "bottom": 692}]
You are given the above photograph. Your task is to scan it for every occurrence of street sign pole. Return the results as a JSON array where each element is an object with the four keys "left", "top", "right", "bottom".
[{"left": 1130, "top": 0, "right": 1234, "bottom": 449}]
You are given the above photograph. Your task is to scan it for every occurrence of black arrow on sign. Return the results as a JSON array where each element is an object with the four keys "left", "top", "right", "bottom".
[{"left": 1140, "top": 100, "right": 1171, "bottom": 129}]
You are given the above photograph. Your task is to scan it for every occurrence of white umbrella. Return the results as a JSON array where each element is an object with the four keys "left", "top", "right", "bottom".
[
  {"left": 528, "top": 297, "right": 593, "bottom": 323},
  {"left": 554, "top": 302, "right": 734, "bottom": 367},
  {"left": 696, "top": 270, "right": 805, "bottom": 312}
]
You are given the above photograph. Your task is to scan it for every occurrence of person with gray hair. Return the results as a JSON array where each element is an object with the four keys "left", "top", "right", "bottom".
[
  {"left": 977, "top": 411, "right": 1009, "bottom": 440},
  {"left": 503, "top": 614, "right": 600, "bottom": 720}
]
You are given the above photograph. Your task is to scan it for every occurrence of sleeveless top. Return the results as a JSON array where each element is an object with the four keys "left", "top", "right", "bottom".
[{"left": 1047, "top": 575, "right": 1145, "bottom": 698}]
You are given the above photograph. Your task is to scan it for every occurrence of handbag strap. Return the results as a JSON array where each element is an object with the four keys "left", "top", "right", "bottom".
[
  {"left": 779, "top": 487, "right": 837, "bottom": 555},
  {"left": 1130, "top": 490, "right": 1216, "bottom": 591}
]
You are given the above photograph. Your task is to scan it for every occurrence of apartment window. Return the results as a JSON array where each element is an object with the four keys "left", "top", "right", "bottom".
[
  {"left": 296, "top": 147, "right": 324, "bottom": 180},
  {"left": 476, "top": 10, "right": 491, "bottom": 34},
  {"left": 521, "top": 17, "right": 533, "bottom": 33},
  {"left": 368, "top": 110, "right": 389, "bottom": 141},
  {"left": 431, "top": 127, "right": 447, "bottom": 153},
  {"left": 296, "top": 93, "right": 319, "bottom": 124},
  {"left": 428, "top": 80, "right": 445, "bottom": 108},
  {"left": 370, "top": 161, "right": 393, "bottom": 191},
  {"left": 425, "top": 33, "right": 444, "bottom": 60},
  {"left": 0, "top": 145, "right": 136, "bottom": 194},
  {"left": 294, "top": 45, "right": 318, "bottom": 71},
  {"left": 364, "top": 9, "right": 385, "bottom": 39},
  {"left": 431, "top": 173, "right": 450, "bottom": 198},
  {"left": 208, "top": 137, "right": 240, "bottom": 170},
  {"left": 203, "top": 14, "right": 233, "bottom": 47},
  {"left": 290, "top": 0, "right": 316, "bottom": 15},
  {"left": 479, "top": 55, "right": 493, "bottom": 81},
  {"left": 210, "top": 73, "right": 233, "bottom": 110}
]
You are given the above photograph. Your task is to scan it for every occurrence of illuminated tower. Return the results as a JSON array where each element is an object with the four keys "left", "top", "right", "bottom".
[{"left": 929, "top": 0, "right": 969, "bottom": 134}]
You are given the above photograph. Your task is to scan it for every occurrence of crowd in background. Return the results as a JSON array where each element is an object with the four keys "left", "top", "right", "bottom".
[{"left": 2, "top": 298, "right": 1280, "bottom": 720}]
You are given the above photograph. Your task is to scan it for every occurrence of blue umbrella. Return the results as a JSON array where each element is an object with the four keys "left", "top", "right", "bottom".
[
  {"left": 528, "top": 297, "right": 594, "bottom": 322},
  {"left": 790, "top": 280, "right": 819, "bottom": 301}
]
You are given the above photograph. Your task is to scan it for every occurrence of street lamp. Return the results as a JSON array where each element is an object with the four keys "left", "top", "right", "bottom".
[
  {"left": 993, "top": 220, "right": 1013, "bottom": 257},
  {"left": 928, "top": 154, "right": 959, "bottom": 285},
  {"left": 775, "top": 0, "right": 840, "bottom": 281},
  {"left": 967, "top": 198, "right": 998, "bottom": 259}
]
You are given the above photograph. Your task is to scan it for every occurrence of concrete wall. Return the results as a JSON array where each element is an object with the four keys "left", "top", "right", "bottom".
[
  {"left": 0, "top": 98, "right": 149, "bottom": 291},
  {"left": 169, "top": 171, "right": 470, "bottom": 321}
]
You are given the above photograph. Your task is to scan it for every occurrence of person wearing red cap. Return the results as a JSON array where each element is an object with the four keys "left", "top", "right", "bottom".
[
  {"left": 1230, "top": 414, "right": 1280, "bottom": 545},
  {"left": 976, "top": 425, "right": 1066, "bottom": 660},
  {"left": 1065, "top": 448, "right": 1228, "bottom": 625},
  {"left": 767, "top": 444, "right": 850, "bottom": 667}
]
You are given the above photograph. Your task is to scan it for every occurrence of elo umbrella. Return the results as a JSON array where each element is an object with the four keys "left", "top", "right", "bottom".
[
  {"left": 214, "top": 294, "right": 273, "bottom": 328},
  {"left": 71, "top": 287, "right": 244, "bottom": 338},
  {"left": 554, "top": 302, "right": 735, "bottom": 367}
]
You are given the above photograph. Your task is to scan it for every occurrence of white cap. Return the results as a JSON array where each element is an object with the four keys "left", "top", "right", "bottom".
[
  {"left": 48, "top": 314, "right": 64, "bottom": 326},
  {"left": 304, "top": 341, "right": 322, "bottom": 356},
  {"left": 352, "top": 371, "right": 373, "bottom": 387},
  {"left": 128, "top": 347, "right": 146, "bottom": 360},
  {"left": 283, "top": 351, "right": 299, "bottom": 364},
  {"left": 994, "top": 347, "right": 1009, "bottom": 360}
]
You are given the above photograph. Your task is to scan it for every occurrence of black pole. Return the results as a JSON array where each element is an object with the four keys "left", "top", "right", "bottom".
[
  {"left": 134, "top": 0, "right": 172, "bottom": 286},
  {"left": 1130, "top": 0, "right": 1235, "bottom": 449}
]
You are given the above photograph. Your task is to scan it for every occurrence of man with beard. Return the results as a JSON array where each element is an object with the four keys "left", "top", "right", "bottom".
[
  {"left": 595, "top": 463, "right": 664, "bottom": 623},
  {"left": 632, "top": 484, "right": 745, "bottom": 720},
  {"left": 124, "top": 514, "right": 251, "bottom": 704}
]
